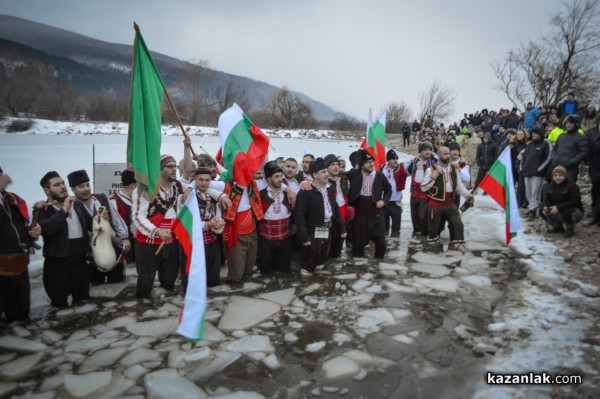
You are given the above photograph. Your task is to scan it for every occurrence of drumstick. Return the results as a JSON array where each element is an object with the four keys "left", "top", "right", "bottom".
[{"left": 154, "top": 241, "right": 166, "bottom": 256}]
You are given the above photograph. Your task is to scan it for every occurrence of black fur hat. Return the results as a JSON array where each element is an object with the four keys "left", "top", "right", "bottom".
[
  {"left": 309, "top": 158, "right": 327, "bottom": 174},
  {"left": 357, "top": 149, "right": 374, "bottom": 167},
  {"left": 67, "top": 170, "right": 90, "bottom": 187},
  {"left": 263, "top": 160, "right": 283, "bottom": 178},
  {"left": 386, "top": 149, "right": 398, "bottom": 161},
  {"left": 40, "top": 171, "right": 60, "bottom": 188}
]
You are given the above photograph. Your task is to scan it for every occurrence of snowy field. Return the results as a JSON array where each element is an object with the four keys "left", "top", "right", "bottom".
[{"left": 0, "top": 118, "right": 596, "bottom": 398}]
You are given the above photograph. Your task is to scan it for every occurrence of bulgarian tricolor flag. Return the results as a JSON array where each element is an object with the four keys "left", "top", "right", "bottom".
[
  {"left": 478, "top": 146, "right": 522, "bottom": 244},
  {"left": 217, "top": 103, "right": 270, "bottom": 187},
  {"left": 360, "top": 109, "right": 387, "bottom": 167},
  {"left": 126, "top": 24, "right": 165, "bottom": 199},
  {"left": 172, "top": 190, "right": 206, "bottom": 342}
]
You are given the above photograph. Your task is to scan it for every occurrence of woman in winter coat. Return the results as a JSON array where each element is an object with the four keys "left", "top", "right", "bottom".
[
  {"left": 512, "top": 129, "right": 529, "bottom": 208},
  {"left": 543, "top": 166, "right": 584, "bottom": 237},
  {"left": 582, "top": 103, "right": 599, "bottom": 132}
]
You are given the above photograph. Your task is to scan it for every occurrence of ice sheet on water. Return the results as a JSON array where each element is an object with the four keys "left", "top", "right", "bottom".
[
  {"left": 0, "top": 336, "right": 47, "bottom": 352},
  {"left": 187, "top": 350, "right": 242, "bottom": 383},
  {"left": 258, "top": 288, "right": 296, "bottom": 306},
  {"left": 221, "top": 335, "right": 275, "bottom": 354},
  {"left": 351, "top": 279, "right": 372, "bottom": 291},
  {"left": 413, "top": 277, "right": 459, "bottom": 293},
  {"left": 284, "top": 333, "right": 298, "bottom": 342},
  {"left": 125, "top": 317, "right": 179, "bottom": 337},
  {"left": 79, "top": 347, "right": 128, "bottom": 373},
  {"left": 365, "top": 284, "right": 383, "bottom": 293},
  {"left": 412, "top": 252, "right": 460, "bottom": 266},
  {"left": 305, "top": 341, "right": 326, "bottom": 352},
  {"left": 218, "top": 296, "right": 281, "bottom": 331},
  {"left": 460, "top": 275, "right": 492, "bottom": 287},
  {"left": 124, "top": 364, "right": 147, "bottom": 381},
  {"left": 202, "top": 322, "right": 226, "bottom": 343},
  {"left": 65, "top": 337, "right": 118, "bottom": 354},
  {"left": 378, "top": 262, "right": 408, "bottom": 273},
  {"left": 184, "top": 347, "right": 211, "bottom": 363},
  {"left": 12, "top": 325, "right": 32, "bottom": 338},
  {"left": 89, "top": 277, "right": 134, "bottom": 299},
  {"left": 322, "top": 356, "right": 360, "bottom": 379},
  {"left": 120, "top": 347, "right": 161, "bottom": 367},
  {"left": 411, "top": 263, "right": 451, "bottom": 277},
  {"left": 384, "top": 281, "right": 417, "bottom": 294},
  {"left": 0, "top": 352, "right": 44, "bottom": 378},
  {"left": 212, "top": 392, "right": 266, "bottom": 399},
  {"left": 64, "top": 371, "right": 112, "bottom": 398},
  {"left": 333, "top": 273, "right": 357, "bottom": 280},
  {"left": 144, "top": 369, "right": 207, "bottom": 399},
  {"left": 262, "top": 353, "right": 280, "bottom": 369},
  {"left": 107, "top": 315, "right": 137, "bottom": 328},
  {"left": 74, "top": 303, "right": 97, "bottom": 314},
  {"left": 87, "top": 374, "right": 135, "bottom": 399}
]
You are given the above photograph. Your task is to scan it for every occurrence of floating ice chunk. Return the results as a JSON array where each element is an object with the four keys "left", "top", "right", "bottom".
[
  {"left": 258, "top": 288, "right": 296, "bottom": 306},
  {"left": 246, "top": 352, "right": 266, "bottom": 361},
  {"left": 365, "top": 284, "right": 383, "bottom": 293},
  {"left": 411, "top": 263, "right": 451, "bottom": 277},
  {"left": 262, "top": 353, "right": 280, "bottom": 369},
  {"left": 379, "top": 263, "right": 408, "bottom": 273},
  {"left": 289, "top": 321, "right": 303, "bottom": 329},
  {"left": 0, "top": 382, "right": 18, "bottom": 398},
  {"left": 0, "top": 336, "right": 47, "bottom": 352},
  {"left": 187, "top": 351, "right": 241, "bottom": 383},
  {"left": 12, "top": 325, "right": 32, "bottom": 338},
  {"left": 87, "top": 374, "right": 135, "bottom": 399},
  {"left": 344, "top": 293, "right": 375, "bottom": 305},
  {"left": 202, "top": 322, "right": 226, "bottom": 343},
  {"left": 0, "top": 353, "right": 16, "bottom": 363},
  {"left": 305, "top": 341, "right": 326, "bottom": 352},
  {"left": 106, "top": 316, "right": 137, "bottom": 329},
  {"left": 390, "top": 309, "right": 411, "bottom": 320},
  {"left": 380, "top": 270, "right": 398, "bottom": 277},
  {"left": 300, "top": 283, "right": 321, "bottom": 295},
  {"left": 125, "top": 317, "right": 178, "bottom": 337},
  {"left": 231, "top": 330, "right": 248, "bottom": 338},
  {"left": 168, "top": 350, "right": 185, "bottom": 369},
  {"left": 385, "top": 282, "right": 417, "bottom": 293},
  {"left": 204, "top": 310, "right": 222, "bottom": 322},
  {"left": 0, "top": 352, "right": 44, "bottom": 378},
  {"left": 353, "top": 369, "right": 368, "bottom": 380},
  {"left": 333, "top": 273, "right": 357, "bottom": 280},
  {"left": 351, "top": 280, "right": 372, "bottom": 291},
  {"left": 211, "top": 392, "right": 266, "bottom": 399},
  {"left": 65, "top": 338, "right": 118, "bottom": 354},
  {"left": 332, "top": 333, "right": 352, "bottom": 345},
  {"left": 221, "top": 335, "right": 274, "bottom": 354},
  {"left": 284, "top": 333, "right": 299, "bottom": 343},
  {"left": 89, "top": 279, "right": 132, "bottom": 299},
  {"left": 487, "top": 322, "right": 509, "bottom": 333},
  {"left": 349, "top": 258, "right": 369, "bottom": 266},
  {"left": 120, "top": 347, "right": 160, "bottom": 366},
  {"left": 41, "top": 330, "right": 62, "bottom": 345},
  {"left": 40, "top": 374, "right": 64, "bottom": 391},
  {"left": 144, "top": 369, "right": 207, "bottom": 399},
  {"left": 64, "top": 371, "right": 112, "bottom": 398},
  {"left": 343, "top": 350, "right": 394, "bottom": 368},
  {"left": 322, "top": 356, "right": 360, "bottom": 379},
  {"left": 129, "top": 337, "right": 156, "bottom": 351},
  {"left": 454, "top": 325, "right": 476, "bottom": 340},
  {"left": 74, "top": 303, "right": 97, "bottom": 314},
  {"left": 124, "top": 364, "right": 147, "bottom": 381},
  {"left": 413, "top": 277, "right": 459, "bottom": 293},
  {"left": 361, "top": 273, "right": 375, "bottom": 280},
  {"left": 66, "top": 330, "right": 90, "bottom": 344},
  {"left": 392, "top": 334, "right": 414, "bottom": 344},
  {"left": 472, "top": 343, "right": 498, "bottom": 354},
  {"left": 358, "top": 308, "right": 396, "bottom": 328},
  {"left": 184, "top": 347, "right": 211, "bottom": 363},
  {"left": 243, "top": 282, "right": 263, "bottom": 291},
  {"left": 460, "top": 275, "right": 492, "bottom": 287},
  {"left": 412, "top": 252, "right": 459, "bottom": 265},
  {"left": 218, "top": 296, "right": 281, "bottom": 332},
  {"left": 56, "top": 308, "right": 74, "bottom": 317},
  {"left": 527, "top": 269, "right": 562, "bottom": 287},
  {"left": 79, "top": 347, "right": 127, "bottom": 373}
]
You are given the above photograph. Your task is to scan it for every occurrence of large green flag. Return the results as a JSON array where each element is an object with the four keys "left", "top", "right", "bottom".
[{"left": 126, "top": 25, "right": 165, "bottom": 199}]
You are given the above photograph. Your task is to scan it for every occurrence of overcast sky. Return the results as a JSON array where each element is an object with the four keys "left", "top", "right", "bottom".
[{"left": 1, "top": 0, "right": 566, "bottom": 122}]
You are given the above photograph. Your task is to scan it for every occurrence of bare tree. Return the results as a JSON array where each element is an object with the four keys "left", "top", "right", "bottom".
[
  {"left": 493, "top": 0, "right": 600, "bottom": 107},
  {"left": 175, "top": 59, "right": 211, "bottom": 125},
  {"left": 209, "top": 76, "right": 251, "bottom": 124},
  {"left": 0, "top": 51, "right": 49, "bottom": 117},
  {"left": 418, "top": 80, "right": 457, "bottom": 125},
  {"left": 384, "top": 101, "right": 413, "bottom": 133},
  {"left": 263, "top": 86, "right": 314, "bottom": 128}
]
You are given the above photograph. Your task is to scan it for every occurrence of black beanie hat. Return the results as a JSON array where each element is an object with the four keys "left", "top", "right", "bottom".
[
  {"left": 357, "top": 149, "right": 374, "bottom": 167},
  {"left": 324, "top": 154, "right": 339, "bottom": 167},
  {"left": 349, "top": 151, "right": 359, "bottom": 167},
  {"left": 121, "top": 170, "right": 135, "bottom": 186},
  {"left": 40, "top": 171, "right": 60, "bottom": 188},
  {"left": 263, "top": 160, "right": 283, "bottom": 178},
  {"left": 562, "top": 114, "right": 581, "bottom": 130},
  {"left": 386, "top": 149, "right": 398, "bottom": 161},
  {"left": 67, "top": 170, "right": 90, "bottom": 187},
  {"left": 309, "top": 158, "right": 327, "bottom": 174},
  {"left": 530, "top": 126, "right": 545, "bottom": 138}
]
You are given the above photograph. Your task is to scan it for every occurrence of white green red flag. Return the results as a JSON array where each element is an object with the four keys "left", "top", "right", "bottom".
[
  {"left": 217, "top": 103, "right": 270, "bottom": 187},
  {"left": 171, "top": 190, "right": 206, "bottom": 342},
  {"left": 478, "top": 146, "right": 522, "bottom": 244},
  {"left": 360, "top": 109, "right": 387, "bottom": 167}
]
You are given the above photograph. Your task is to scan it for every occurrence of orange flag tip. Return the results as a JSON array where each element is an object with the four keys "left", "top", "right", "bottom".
[{"left": 133, "top": 22, "right": 140, "bottom": 32}]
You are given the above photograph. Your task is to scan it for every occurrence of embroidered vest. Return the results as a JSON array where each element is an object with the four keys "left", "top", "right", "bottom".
[
  {"left": 259, "top": 187, "right": 291, "bottom": 214},
  {"left": 111, "top": 192, "right": 133, "bottom": 237},
  {"left": 427, "top": 165, "right": 458, "bottom": 202},
  {"left": 221, "top": 181, "right": 264, "bottom": 223}
]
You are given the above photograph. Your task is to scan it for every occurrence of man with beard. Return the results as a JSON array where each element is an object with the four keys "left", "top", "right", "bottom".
[
  {"left": 0, "top": 167, "right": 41, "bottom": 321},
  {"left": 132, "top": 155, "right": 183, "bottom": 297},
  {"left": 109, "top": 170, "right": 137, "bottom": 262},
  {"left": 295, "top": 154, "right": 315, "bottom": 182},
  {"left": 448, "top": 143, "right": 471, "bottom": 207},
  {"left": 406, "top": 141, "right": 436, "bottom": 236},
  {"left": 282, "top": 158, "right": 300, "bottom": 194},
  {"left": 295, "top": 158, "right": 346, "bottom": 276},
  {"left": 258, "top": 161, "right": 293, "bottom": 274},
  {"left": 380, "top": 149, "right": 407, "bottom": 237},
  {"left": 68, "top": 169, "right": 129, "bottom": 284},
  {"left": 324, "top": 154, "right": 350, "bottom": 259},
  {"left": 420, "top": 146, "right": 473, "bottom": 251},
  {"left": 347, "top": 150, "right": 392, "bottom": 259},
  {"left": 38, "top": 171, "right": 91, "bottom": 307}
]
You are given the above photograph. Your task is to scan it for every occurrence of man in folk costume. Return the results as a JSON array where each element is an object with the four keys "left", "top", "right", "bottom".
[
  {"left": 0, "top": 167, "right": 41, "bottom": 321},
  {"left": 67, "top": 169, "right": 129, "bottom": 284},
  {"left": 295, "top": 154, "right": 315, "bottom": 182},
  {"left": 132, "top": 155, "right": 183, "bottom": 297},
  {"left": 347, "top": 149, "right": 392, "bottom": 259},
  {"left": 380, "top": 149, "right": 407, "bottom": 237},
  {"left": 406, "top": 141, "right": 436, "bottom": 236},
  {"left": 282, "top": 157, "right": 300, "bottom": 194},
  {"left": 448, "top": 143, "right": 471, "bottom": 207},
  {"left": 109, "top": 170, "right": 137, "bottom": 263},
  {"left": 324, "top": 154, "right": 350, "bottom": 259},
  {"left": 420, "top": 146, "right": 473, "bottom": 251},
  {"left": 258, "top": 161, "right": 293, "bottom": 274},
  {"left": 38, "top": 171, "right": 91, "bottom": 307},
  {"left": 295, "top": 158, "right": 347, "bottom": 276}
]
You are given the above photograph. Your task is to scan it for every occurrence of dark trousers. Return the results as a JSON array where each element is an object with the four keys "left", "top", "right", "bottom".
[
  {"left": 0, "top": 269, "right": 30, "bottom": 322},
  {"left": 89, "top": 262, "right": 125, "bottom": 284},
  {"left": 352, "top": 214, "right": 386, "bottom": 258},
  {"left": 410, "top": 195, "right": 429, "bottom": 235},
  {"left": 473, "top": 166, "right": 490, "bottom": 191},
  {"left": 385, "top": 201, "right": 402, "bottom": 232},
  {"left": 547, "top": 208, "right": 584, "bottom": 228},
  {"left": 135, "top": 241, "right": 180, "bottom": 297},
  {"left": 258, "top": 236, "right": 291, "bottom": 273},
  {"left": 591, "top": 180, "right": 600, "bottom": 209},
  {"left": 403, "top": 133, "right": 410, "bottom": 146},
  {"left": 179, "top": 239, "right": 222, "bottom": 292},
  {"left": 301, "top": 229, "right": 330, "bottom": 272},
  {"left": 517, "top": 171, "right": 528, "bottom": 207},
  {"left": 328, "top": 221, "right": 345, "bottom": 258},
  {"left": 43, "top": 238, "right": 89, "bottom": 307},
  {"left": 428, "top": 205, "right": 464, "bottom": 241}
]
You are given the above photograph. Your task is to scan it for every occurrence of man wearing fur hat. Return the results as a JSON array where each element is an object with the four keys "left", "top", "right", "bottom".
[
  {"left": 110, "top": 170, "right": 137, "bottom": 262},
  {"left": 295, "top": 158, "right": 346, "bottom": 276},
  {"left": 68, "top": 169, "right": 129, "bottom": 284},
  {"left": 347, "top": 149, "right": 392, "bottom": 258},
  {"left": 381, "top": 149, "right": 407, "bottom": 237},
  {"left": 421, "top": 146, "right": 473, "bottom": 251},
  {"left": 323, "top": 154, "right": 350, "bottom": 258},
  {"left": 0, "top": 167, "right": 41, "bottom": 321},
  {"left": 543, "top": 165, "right": 584, "bottom": 237},
  {"left": 406, "top": 141, "right": 436, "bottom": 236},
  {"left": 551, "top": 114, "right": 589, "bottom": 183},
  {"left": 132, "top": 154, "right": 183, "bottom": 297},
  {"left": 258, "top": 161, "right": 293, "bottom": 274},
  {"left": 38, "top": 171, "right": 91, "bottom": 307}
]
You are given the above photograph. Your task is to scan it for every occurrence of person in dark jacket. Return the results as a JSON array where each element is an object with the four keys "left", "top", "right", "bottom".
[
  {"left": 473, "top": 132, "right": 499, "bottom": 191},
  {"left": 502, "top": 107, "right": 520, "bottom": 130},
  {"left": 586, "top": 127, "right": 600, "bottom": 225},
  {"left": 401, "top": 123, "right": 411, "bottom": 147},
  {"left": 347, "top": 149, "right": 392, "bottom": 258},
  {"left": 521, "top": 127, "right": 551, "bottom": 217},
  {"left": 551, "top": 114, "right": 589, "bottom": 183},
  {"left": 543, "top": 166, "right": 583, "bottom": 237},
  {"left": 512, "top": 129, "right": 529, "bottom": 208},
  {"left": 295, "top": 158, "right": 346, "bottom": 276},
  {"left": 0, "top": 168, "right": 41, "bottom": 321},
  {"left": 38, "top": 171, "right": 92, "bottom": 308}
]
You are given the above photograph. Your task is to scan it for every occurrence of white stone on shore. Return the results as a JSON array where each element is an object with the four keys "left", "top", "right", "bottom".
[
  {"left": 305, "top": 341, "right": 326, "bottom": 352},
  {"left": 144, "top": 369, "right": 207, "bottom": 399},
  {"left": 126, "top": 317, "right": 178, "bottom": 337},
  {"left": 262, "top": 353, "right": 280, "bottom": 369},
  {"left": 258, "top": 288, "right": 296, "bottom": 306},
  {"left": 64, "top": 371, "right": 112, "bottom": 398},
  {"left": 413, "top": 277, "right": 459, "bottom": 293},
  {"left": 0, "top": 352, "right": 44, "bottom": 378},
  {"left": 0, "top": 336, "right": 47, "bottom": 352},
  {"left": 218, "top": 296, "right": 281, "bottom": 331},
  {"left": 79, "top": 347, "right": 128, "bottom": 373},
  {"left": 120, "top": 347, "right": 161, "bottom": 367},
  {"left": 221, "top": 335, "right": 275, "bottom": 354}
]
